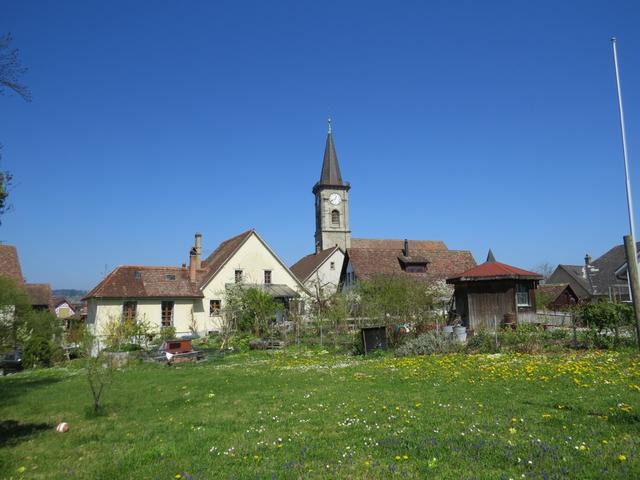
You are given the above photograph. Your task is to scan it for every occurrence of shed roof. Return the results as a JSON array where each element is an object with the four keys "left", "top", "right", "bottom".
[{"left": 447, "top": 261, "right": 542, "bottom": 283}]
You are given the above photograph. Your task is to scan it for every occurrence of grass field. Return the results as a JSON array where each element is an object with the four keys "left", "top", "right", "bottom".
[{"left": 1, "top": 350, "right": 639, "bottom": 479}]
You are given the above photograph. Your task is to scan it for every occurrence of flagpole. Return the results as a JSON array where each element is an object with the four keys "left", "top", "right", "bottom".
[{"left": 612, "top": 37, "right": 637, "bottom": 250}]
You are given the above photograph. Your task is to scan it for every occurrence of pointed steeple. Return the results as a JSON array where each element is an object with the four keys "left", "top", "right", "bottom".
[
  {"left": 318, "top": 118, "right": 344, "bottom": 186},
  {"left": 486, "top": 249, "right": 496, "bottom": 262}
]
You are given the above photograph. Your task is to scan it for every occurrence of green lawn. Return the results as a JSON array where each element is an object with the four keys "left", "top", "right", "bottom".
[{"left": 1, "top": 350, "right": 639, "bottom": 479}]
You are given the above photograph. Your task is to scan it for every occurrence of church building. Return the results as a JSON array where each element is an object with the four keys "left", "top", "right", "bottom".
[{"left": 291, "top": 121, "right": 477, "bottom": 293}]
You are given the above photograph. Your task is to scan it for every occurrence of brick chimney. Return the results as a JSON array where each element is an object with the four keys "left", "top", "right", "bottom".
[
  {"left": 189, "top": 232, "right": 202, "bottom": 283},
  {"left": 403, "top": 239, "right": 409, "bottom": 257},
  {"left": 195, "top": 232, "right": 202, "bottom": 267}
]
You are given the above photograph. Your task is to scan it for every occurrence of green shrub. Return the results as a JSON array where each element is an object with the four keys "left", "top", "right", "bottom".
[
  {"left": 159, "top": 326, "right": 176, "bottom": 341},
  {"left": 466, "top": 329, "right": 499, "bottom": 353},
  {"left": 23, "top": 336, "right": 61, "bottom": 367},
  {"left": 396, "top": 332, "right": 461, "bottom": 356}
]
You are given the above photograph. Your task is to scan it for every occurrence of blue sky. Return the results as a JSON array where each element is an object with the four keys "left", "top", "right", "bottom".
[{"left": 2, "top": 0, "right": 640, "bottom": 289}]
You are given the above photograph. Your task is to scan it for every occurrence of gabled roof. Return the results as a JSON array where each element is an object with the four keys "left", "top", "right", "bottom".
[
  {"left": 24, "top": 283, "right": 53, "bottom": 308},
  {"left": 447, "top": 261, "right": 542, "bottom": 283},
  {"left": 83, "top": 266, "right": 203, "bottom": 299},
  {"left": 346, "top": 239, "right": 476, "bottom": 283},
  {"left": 0, "top": 245, "right": 25, "bottom": 283},
  {"left": 53, "top": 297, "right": 76, "bottom": 310},
  {"left": 589, "top": 242, "right": 640, "bottom": 295},
  {"left": 536, "top": 283, "right": 574, "bottom": 302},
  {"left": 290, "top": 246, "right": 341, "bottom": 283},
  {"left": 318, "top": 130, "right": 343, "bottom": 186},
  {"left": 200, "top": 229, "right": 254, "bottom": 285}
]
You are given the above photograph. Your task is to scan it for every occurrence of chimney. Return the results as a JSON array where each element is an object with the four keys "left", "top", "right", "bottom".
[
  {"left": 584, "top": 254, "right": 592, "bottom": 267},
  {"left": 195, "top": 232, "right": 202, "bottom": 268},
  {"left": 403, "top": 239, "right": 409, "bottom": 257},
  {"left": 188, "top": 232, "right": 202, "bottom": 283}
]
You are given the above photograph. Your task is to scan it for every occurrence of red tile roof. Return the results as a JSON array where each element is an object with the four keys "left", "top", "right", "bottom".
[
  {"left": 447, "top": 261, "right": 543, "bottom": 282},
  {"left": 351, "top": 238, "right": 447, "bottom": 251},
  {"left": 290, "top": 246, "right": 340, "bottom": 283},
  {"left": 84, "top": 266, "right": 203, "bottom": 299},
  {"left": 0, "top": 245, "right": 25, "bottom": 283},
  {"left": 347, "top": 240, "right": 476, "bottom": 283}
]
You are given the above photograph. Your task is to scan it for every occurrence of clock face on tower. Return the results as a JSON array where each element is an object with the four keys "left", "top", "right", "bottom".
[{"left": 329, "top": 193, "right": 342, "bottom": 205}]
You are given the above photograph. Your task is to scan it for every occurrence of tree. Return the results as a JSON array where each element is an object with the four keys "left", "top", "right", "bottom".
[
  {"left": 0, "top": 33, "right": 31, "bottom": 101},
  {"left": 223, "top": 285, "right": 278, "bottom": 337},
  {"left": 0, "top": 275, "right": 32, "bottom": 350},
  {"left": 0, "top": 33, "right": 30, "bottom": 224},
  {"left": 532, "top": 262, "right": 555, "bottom": 283}
]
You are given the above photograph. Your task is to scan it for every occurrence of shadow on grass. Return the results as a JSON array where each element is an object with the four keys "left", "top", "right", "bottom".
[
  {"left": 0, "top": 375, "right": 62, "bottom": 407},
  {"left": 0, "top": 420, "right": 51, "bottom": 447}
]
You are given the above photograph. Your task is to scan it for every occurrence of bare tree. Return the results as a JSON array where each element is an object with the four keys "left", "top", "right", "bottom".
[
  {"left": 532, "top": 262, "right": 555, "bottom": 283},
  {"left": 0, "top": 33, "right": 30, "bottom": 225},
  {"left": 0, "top": 33, "right": 31, "bottom": 101}
]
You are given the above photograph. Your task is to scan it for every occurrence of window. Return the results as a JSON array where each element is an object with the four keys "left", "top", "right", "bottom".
[
  {"left": 516, "top": 284, "right": 530, "bottom": 306},
  {"left": 406, "top": 265, "right": 427, "bottom": 273},
  {"left": 165, "top": 274, "right": 176, "bottom": 281},
  {"left": 264, "top": 270, "right": 272, "bottom": 284},
  {"left": 235, "top": 270, "right": 243, "bottom": 283},
  {"left": 123, "top": 301, "right": 137, "bottom": 321},
  {"left": 134, "top": 271, "right": 142, "bottom": 280},
  {"left": 331, "top": 210, "right": 340, "bottom": 226},
  {"left": 209, "top": 299, "right": 221, "bottom": 316},
  {"left": 330, "top": 262, "right": 335, "bottom": 270},
  {"left": 161, "top": 301, "right": 174, "bottom": 327}
]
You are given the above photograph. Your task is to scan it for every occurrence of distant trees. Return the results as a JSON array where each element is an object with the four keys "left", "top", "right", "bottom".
[{"left": 533, "top": 262, "right": 555, "bottom": 283}]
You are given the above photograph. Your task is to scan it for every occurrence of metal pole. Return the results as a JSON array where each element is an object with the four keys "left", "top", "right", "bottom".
[{"left": 612, "top": 37, "right": 638, "bottom": 279}]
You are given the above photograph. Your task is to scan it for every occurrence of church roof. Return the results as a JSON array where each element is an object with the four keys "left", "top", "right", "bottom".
[
  {"left": 318, "top": 130, "right": 344, "bottom": 187},
  {"left": 290, "top": 246, "right": 341, "bottom": 283},
  {"left": 345, "top": 240, "right": 476, "bottom": 283}
]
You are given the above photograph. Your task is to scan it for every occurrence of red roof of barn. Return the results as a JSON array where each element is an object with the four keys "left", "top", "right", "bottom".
[{"left": 447, "top": 261, "right": 543, "bottom": 283}]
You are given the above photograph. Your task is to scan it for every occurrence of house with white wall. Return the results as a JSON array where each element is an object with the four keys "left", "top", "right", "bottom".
[{"left": 84, "top": 229, "right": 308, "bottom": 339}]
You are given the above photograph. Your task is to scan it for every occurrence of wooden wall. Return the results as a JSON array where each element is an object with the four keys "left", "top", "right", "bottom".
[{"left": 453, "top": 280, "right": 539, "bottom": 331}]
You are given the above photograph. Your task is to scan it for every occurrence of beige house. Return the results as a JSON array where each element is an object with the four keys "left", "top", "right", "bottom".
[
  {"left": 84, "top": 230, "right": 308, "bottom": 339},
  {"left": 291, "top": 246, "right": 344, "bottom": 296}
]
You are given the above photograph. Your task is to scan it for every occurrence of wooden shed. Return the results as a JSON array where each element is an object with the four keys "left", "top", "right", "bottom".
[{"left": 446, "top": 251, "right": 543, "bottom": 331}]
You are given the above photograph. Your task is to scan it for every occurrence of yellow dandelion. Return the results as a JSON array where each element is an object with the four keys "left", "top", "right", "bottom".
[
  {"left": 509, "top": 427, "right": 517, "bottom": 434},
  {"left": 17, "top": 466, "right": 27, "bottom": 474},
  {"left": 618, "top": 454, "right": 627, "bottom": 462},
  {"left": 395, "top": 455, "right": 401, "bottom": 460}
]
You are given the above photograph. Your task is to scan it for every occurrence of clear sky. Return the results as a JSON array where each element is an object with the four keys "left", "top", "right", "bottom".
[{"left": 2, "top": 0, "right": 640, "bottom": 290}]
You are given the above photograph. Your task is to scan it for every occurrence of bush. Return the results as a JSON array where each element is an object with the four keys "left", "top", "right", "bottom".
[
  {"left": 159, "top": 326, "right": 176, "bottom": 341},
  {"left": 396, "top": 332, "right": 461, "bottom": 356},
  {"left": 466, "top": 329, "right": 500, "bottom": 353},
  {"left": 23, "top": 336, "right": 62, "bottom": 367}
]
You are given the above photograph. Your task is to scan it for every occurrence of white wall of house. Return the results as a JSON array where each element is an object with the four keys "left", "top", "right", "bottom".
[
  {"left": 303, "top": 249, "right": 344, "bottom": 296},
  {"left": 200, "top": 232, "right": 308, "bottom": 331},
  {"left": 86, "top": 297, "right": 201, "bottom": 338}
]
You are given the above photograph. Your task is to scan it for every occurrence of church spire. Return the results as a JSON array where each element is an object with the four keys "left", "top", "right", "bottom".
[
  {"left": 318, "top": 119, "right": 344, "bottom": 186},
  {"left": 486, "top": 249, "right": 496, "bottom": 262}
]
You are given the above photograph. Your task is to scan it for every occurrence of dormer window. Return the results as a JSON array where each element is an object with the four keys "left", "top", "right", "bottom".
[
  {"left": 405, "top": 265, "right": 427, "bottom": 273},
  {"left": 165, "top": 274, "right": 176, "bottom": 281}
]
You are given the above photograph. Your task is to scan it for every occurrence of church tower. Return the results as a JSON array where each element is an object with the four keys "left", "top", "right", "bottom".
[{"left": 313, "top": 120, "right": 351, "bottom": 253}]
